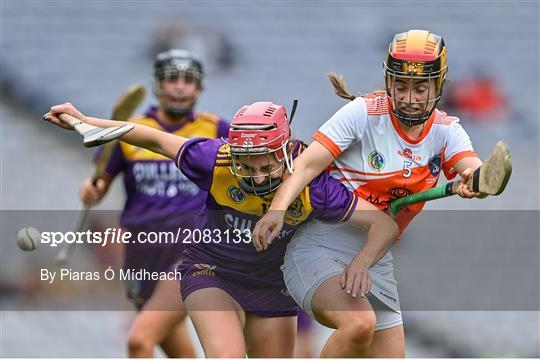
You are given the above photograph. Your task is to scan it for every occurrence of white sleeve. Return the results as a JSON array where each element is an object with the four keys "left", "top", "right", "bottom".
[
  {"left": 442, "top": 119, "right": 478, "bottom": 179},
  {"left": 313, "top": 97, "right": 368, "bottom": 157}
]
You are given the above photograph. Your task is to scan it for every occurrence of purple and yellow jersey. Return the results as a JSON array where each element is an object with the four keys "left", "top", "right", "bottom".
[
  {"left": 100, "top": 106, "right": 229, "bottom": 233},
  {"left": 176, "top": 138, "right": 358, "bottom": 287}
]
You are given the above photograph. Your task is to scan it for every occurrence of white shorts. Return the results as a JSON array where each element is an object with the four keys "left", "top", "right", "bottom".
[{"left": 282, "top": 220, "right": 402, "bottom": 331}]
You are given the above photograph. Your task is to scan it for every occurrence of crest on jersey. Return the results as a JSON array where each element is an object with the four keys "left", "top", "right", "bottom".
[
  {"left": 287, "top": 198, "right": 304, "bottom": 218},
  {"left": 428, "top": 154, "right": 442, "bottom": 177},
  {"left": 368, "top": 150, "right": 385, "bottom": 172},
  {"left": 227, "top": 185, "right": 246, "bottom": 203}
]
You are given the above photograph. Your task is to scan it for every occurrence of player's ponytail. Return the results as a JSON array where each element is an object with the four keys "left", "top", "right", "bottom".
[{"left": 328, "top": 72, "right": 357, "bottom": 101}]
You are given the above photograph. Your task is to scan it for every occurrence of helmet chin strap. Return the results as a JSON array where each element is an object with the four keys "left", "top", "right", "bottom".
[{"left": 281, "top": 141, "right": 294, "bottom": 174}]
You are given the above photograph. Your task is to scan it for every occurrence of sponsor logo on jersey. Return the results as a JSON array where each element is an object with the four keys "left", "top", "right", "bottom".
[
  {"left": 428, "top": 154, "right": 442, "bottom": 177},
  {"left": 366, "top": 193, "right": 391, "bottom": 211},
  {"left": 398, "top": 148, "right": 422, "bottom": 161},
  {"left": 227, "top": 185, "right": 246, "bottom": 203},
  {"left": 368, "top": 150, "right": 385, "bottom": 171},
  {"left": 133, "top": 162, "right": 200, "bottom": 196},
  {"left": 224, "top": 213, "right": 253, "bottom": 232},
  {"left": 287, "top": 198, "right": 304, "bottom": 218},
  {"left": 389, "top": 187, "right": 412, "bottom": 198}
]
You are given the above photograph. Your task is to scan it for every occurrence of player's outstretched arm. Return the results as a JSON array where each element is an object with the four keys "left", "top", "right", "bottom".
[
  {"left": 44, "top": 102, "right": 186, "bottom": 160},
  {"left": 339, "top": 199, "right": 399, "bottom": 298}
]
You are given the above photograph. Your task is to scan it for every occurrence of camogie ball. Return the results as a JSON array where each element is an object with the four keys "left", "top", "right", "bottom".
[{"left": 17, "top": 227, "right": 40, "bottom": 252}]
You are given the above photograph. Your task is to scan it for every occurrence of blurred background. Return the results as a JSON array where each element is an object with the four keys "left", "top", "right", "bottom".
[{"left": 1, "top": 1, "right": 538, "bottom": 357}]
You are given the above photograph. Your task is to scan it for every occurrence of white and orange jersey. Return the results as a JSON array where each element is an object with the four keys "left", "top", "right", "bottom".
[{"left": 313, "top": 94, "right": 478, "bottom": 233}]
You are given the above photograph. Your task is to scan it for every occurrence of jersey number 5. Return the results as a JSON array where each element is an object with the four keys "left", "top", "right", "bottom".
[{"left": 402, "top": 161, "right": 412, "bottom": 178}]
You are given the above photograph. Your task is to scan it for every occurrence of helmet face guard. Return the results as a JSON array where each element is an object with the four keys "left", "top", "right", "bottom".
[
  {"left": 229, "top": 140, "right": 289, "bottom": 196},
  {"left": 384, "top": 30, "right": 448, "bottom": 127},
  {"left": 225, "top": 101, "right": 296, "bottom": 196},
  {"left": 384, "top": 64, "right": 445, "bottom": 126},
  {"left": 153, "top": 49, "right": 204, "bottom": 117}
]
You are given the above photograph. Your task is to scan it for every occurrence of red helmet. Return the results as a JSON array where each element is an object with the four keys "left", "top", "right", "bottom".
[{"left": 226, "top": 101, "right": 294, "bottom": 195}]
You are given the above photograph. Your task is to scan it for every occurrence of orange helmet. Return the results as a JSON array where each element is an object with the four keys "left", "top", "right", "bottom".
[{"left": 384, "top": 29, "right": 448, "bottom": 126}]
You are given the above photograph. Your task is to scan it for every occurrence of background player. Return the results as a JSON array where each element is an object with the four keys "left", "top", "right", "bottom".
[
  {"left": 252, "top": 29, "right": 482, "bottom": 357},
  {"left": 44, "top": 100, "right": 398, "bottom": 357},
  {"left": 79, "top": 49, "right": 229, "bottom": 357}
]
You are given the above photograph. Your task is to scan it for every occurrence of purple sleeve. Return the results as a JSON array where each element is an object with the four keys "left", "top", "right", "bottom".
[
  {"left": 93, "top": 142, "right": 126, "bottom": 177},
  {"left": 175, "top": 138, "right": 220, "bottom": 191},
  {"left": 217, "top": 118, "right": 230, "bottom": 139},
  {"left": 309, "top": 172, "right": 358, "bottom": 223}
]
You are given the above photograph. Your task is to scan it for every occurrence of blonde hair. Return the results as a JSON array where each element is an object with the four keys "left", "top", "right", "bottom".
[
  {"left": 328, "top": 72, "right": 386, "bottom": 101},
  {"left": 328, "top": 72, "right": 356, "bottom": 101}
]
